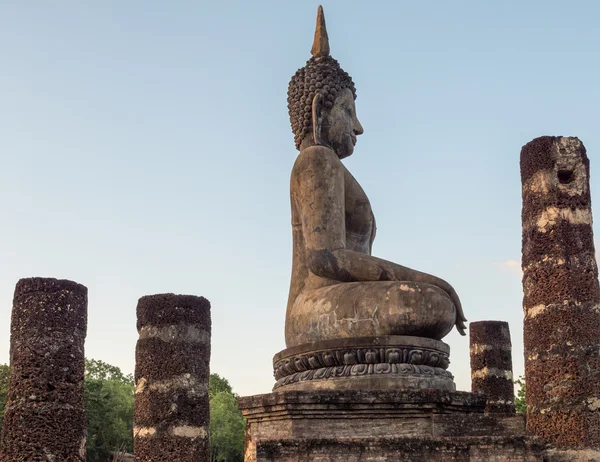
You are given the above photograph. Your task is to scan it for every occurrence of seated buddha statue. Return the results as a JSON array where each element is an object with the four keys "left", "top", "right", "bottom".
[{"left": 285, "top": 7, "right": 467, "bottom": 349}]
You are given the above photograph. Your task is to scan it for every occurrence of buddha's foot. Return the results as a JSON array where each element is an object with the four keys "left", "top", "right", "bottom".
[
  {"left": 285, "top": 281, "right": 456, "bottom": 347},
  {"left": 272, "top": 336, "right": 455, "bottom": 392}
]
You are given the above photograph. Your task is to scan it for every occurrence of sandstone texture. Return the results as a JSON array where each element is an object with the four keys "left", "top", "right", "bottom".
[
  {"left": 134, "top": 294, "right": 211, "bottom": 462},
  {"left": 521, "top": 136, "right": 600, "bottom": 449},
  {"left": 0, "top": 277, "right": 88, "bottom": 462},
  {"left": 470, "top": 321, "right": 515, "bottom": 413}
]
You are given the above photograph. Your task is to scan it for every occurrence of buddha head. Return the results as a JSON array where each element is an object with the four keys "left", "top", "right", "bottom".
[{"left": 287, "top": 6, "right": 364, "bottom": 159}]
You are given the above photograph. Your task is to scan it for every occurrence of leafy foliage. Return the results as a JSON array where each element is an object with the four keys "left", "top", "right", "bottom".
[
  {"left": 514, "top": 376, "right": 526, "bottom": 414},
  {"left": 84, "top": 359, "right": 134, "bottom": 462},
  {"left": 209, "top": 374, "right": 244, "bottom": 462},
  {"left": 209, "top": 373, "right": 233, "bottom": 398}
]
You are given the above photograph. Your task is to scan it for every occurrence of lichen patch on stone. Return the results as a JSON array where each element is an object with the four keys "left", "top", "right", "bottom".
[{"left": 536, "top": 207, "right": 592, "bottom": 232}]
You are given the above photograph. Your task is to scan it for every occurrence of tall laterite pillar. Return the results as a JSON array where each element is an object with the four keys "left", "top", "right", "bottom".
[
  {"left": 521, "top": 136, "right": 600, "bottom": 449},
  {"left": 0, "top": 278, "right": 88, "bottom": 462},
  {"left": 470, "top": 321, "right": 515, "bottom": 414},
  {"left": 134, "top": 293, "right": 211, "bottom": 461}
]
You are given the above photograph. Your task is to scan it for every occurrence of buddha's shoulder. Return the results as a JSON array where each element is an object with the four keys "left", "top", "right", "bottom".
[{"left": 293, "top": 145, "right": 341, "bottom": 171}]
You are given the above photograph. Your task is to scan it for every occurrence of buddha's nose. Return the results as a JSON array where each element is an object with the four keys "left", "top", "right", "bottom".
[{"left": 354, "top": 119, "right": 364, "bottom": 136}]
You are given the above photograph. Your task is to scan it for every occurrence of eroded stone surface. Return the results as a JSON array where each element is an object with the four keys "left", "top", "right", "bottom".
[
  {"left": 470, "top": 321, "right": 515, "bottom": 414},
  {"left": 134, "top": 293, "right": 211, "bottom": 462},
  {"left": 520, "top": 136, "right": 600, "bottom": 449},
  {"left": 0, "top": 277, "right": 87, "bottom": 462}
]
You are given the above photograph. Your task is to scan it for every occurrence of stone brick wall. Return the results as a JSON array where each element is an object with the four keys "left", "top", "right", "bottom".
[{"left": 256, "top": 437, "right": 545, "bottom": 461}]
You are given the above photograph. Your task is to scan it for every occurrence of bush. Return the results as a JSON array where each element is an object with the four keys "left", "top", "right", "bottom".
[{"left": 514, "top": 376, "right": 526, "bottom": 414}]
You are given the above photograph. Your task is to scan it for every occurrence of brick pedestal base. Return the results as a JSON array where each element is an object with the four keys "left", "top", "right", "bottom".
[{"left": 239, "top": 389, "right": 546, "bottom": 462}]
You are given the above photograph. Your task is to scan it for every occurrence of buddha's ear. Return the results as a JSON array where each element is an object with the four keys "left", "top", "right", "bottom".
[{"left": 311, "top": 93, "right": 324, "bottom": 146}]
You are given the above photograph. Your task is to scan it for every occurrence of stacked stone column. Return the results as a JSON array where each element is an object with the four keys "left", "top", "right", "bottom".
[
  {"left": 134, "top": 293, "right": 211, "bottom": 461},
  {"left": 469, "top": 321, "right": 515, "bottom": 413},
  {"left": 521, "top": 136, "right": 600, "bottom": 449},
  {"left": 0, "top": 277, "right": 88, "bottom": 462}
]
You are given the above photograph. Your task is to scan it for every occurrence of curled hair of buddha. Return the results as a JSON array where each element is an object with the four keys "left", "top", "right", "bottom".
[{"left": 287, "top": 6, "right": 357, "bottom": 150}]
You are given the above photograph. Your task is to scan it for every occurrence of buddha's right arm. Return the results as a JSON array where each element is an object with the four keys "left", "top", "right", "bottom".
[
  {"left": 307, "top": 247, "right": 440, "bottom": 288},
  {"left": 296, "top": 146, "right": 399, "bottom": 283}
]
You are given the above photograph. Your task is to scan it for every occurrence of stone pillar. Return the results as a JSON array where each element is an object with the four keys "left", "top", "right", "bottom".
[
  {"left": 0, "top": 277, "right": 88, "bottom": 462},
  {"left": 469, "top": 321, "right": 515, "bottom": 413},
  {"left": 521, "top": 136, "right": 600, "bottom": 449},
  {"left": 134, "top": 294, "right": 211, "bottom": 461}
]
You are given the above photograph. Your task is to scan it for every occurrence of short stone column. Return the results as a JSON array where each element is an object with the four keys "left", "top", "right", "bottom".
[
  {"left": 0, "top": 277, "right": 88, "bottom": 462},
  {"left": 134, "top": 294, "right": 211, "bottom": 461},
  {"left": 521, "top": 136, "right": 600, "bottom": 449},
  {"left": 469, "top": 321, "right": 515, "bottom": 413}
]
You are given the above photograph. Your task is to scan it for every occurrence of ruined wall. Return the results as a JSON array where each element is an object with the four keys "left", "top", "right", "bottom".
[
  {"left": 0, "top": 277, "right": 88, "bottom": 462},
  {"left": 521, "top": 136, "right": 600, "bottom": 448},
  {"left": 134, "top": 293, "right": 211, "bottom": 461},
  {"left": 256, "top": 437, "right": 545, "bottom": 462},
  {"left": 469, "top": 321, "right": 515, "bottom": 413}
]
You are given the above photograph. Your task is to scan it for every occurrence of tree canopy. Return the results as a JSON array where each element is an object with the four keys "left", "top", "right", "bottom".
[
  {"left": 84, "top": 359, "right": 135, "bottom": 462},
  {"left": 209, "top": 373, "right": 245, "bottom": 462}
]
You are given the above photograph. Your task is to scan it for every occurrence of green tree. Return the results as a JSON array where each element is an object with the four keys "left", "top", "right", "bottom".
[
  {"left": 209, "top": 373, "right": 233, "bottom": 398},
  {"left": 0, "top": 364, "right": 9, "bottom": 428},
  {"left": 515, "top": 376, "right": 526, "bottom": 414},
  {"left": 209, "top": 374, "right": 245, "bottom": 462},
  {"left": 85, "top": 359, "right": 134, "bottom": 462}
]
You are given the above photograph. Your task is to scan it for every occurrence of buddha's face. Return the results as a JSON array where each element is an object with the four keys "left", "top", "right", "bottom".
[{"left": 321, "top": 88, "right": 364, "bottom": 159}]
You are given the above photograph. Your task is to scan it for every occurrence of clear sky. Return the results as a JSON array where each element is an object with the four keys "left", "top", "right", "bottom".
[{"left": 1, "top": 1, "right": 599, "bottom": 396}]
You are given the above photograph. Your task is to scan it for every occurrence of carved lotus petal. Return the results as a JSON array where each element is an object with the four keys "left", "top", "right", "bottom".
[
  {"left": 409, "top": 350, "right": 423, "bottom": 364},
  {"left": 294, "top": 358, "right": 308, "bottom": 371},
  {"left": 365, "top": 349, "right": 378, "bottom": 363},
  {"left": 386, "top": 349, "right": 401, "bottom": 363},
  {"left": 308, "top": 355, "right": 321, "bottom": 368},
  {"left": 322, "top": 352, "right": 336, "bottom": 366},
  {"left": 344, "top": 351, "right": 357, "bottom": 365}
]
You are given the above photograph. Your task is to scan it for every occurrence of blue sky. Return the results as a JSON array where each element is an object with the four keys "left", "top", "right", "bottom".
[{"left": 1, "top": 1, "right": 599, "bottom": 395}]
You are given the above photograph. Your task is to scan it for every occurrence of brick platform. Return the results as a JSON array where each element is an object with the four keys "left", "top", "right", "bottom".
[{"left": 239, "top": 389, "right": 547, "bottom": 461}]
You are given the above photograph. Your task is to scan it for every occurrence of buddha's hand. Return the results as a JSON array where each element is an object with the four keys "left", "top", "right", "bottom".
[
  {"left": 386, "top": 261, "right": 468, "bottom": 336},
  {"left": 434, "top": 279, "right": 467, "bottom": 336}
]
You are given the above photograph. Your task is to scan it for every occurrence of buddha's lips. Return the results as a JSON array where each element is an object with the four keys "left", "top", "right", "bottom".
[{"left": 351, "top": 134, "right": 357, "bottom": 146}]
